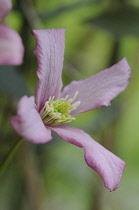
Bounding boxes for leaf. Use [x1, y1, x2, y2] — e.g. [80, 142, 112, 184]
[40, 0, 103, 20]
[0, 66, 29, 99]
[86, 7, 139, 38]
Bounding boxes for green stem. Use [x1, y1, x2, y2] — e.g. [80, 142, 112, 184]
[0, 138, 24, 176]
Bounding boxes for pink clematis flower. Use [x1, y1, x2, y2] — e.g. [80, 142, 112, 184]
[0, 0, 24, 65]
[11, 28, 131, 191]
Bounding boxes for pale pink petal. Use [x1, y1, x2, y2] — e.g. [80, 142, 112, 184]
[0, 25, 24, 65]
[11, 96, 52, 144]
[61, 58, 131, 116]
[0, 0, 12, 21]
[51, 125, 126, 191]
[32, 28, 65, 112]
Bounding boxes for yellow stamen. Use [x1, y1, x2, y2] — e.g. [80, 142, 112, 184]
[40, 91, 80, 126]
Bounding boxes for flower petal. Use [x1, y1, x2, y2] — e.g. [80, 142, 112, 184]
[11, 96, 52, 144]
[0, 25, 24, 65]
[61, 58, 131, 116]
[0, 0, 12, 21]
[51, 125, 126, 191]
[32, 28, 65, 112]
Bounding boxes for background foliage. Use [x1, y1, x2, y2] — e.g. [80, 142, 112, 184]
[0, 0, 139, 209]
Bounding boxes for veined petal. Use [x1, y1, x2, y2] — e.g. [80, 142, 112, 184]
[51, 125, 126, 191]
[61, 58, 131, 116]
[32, 28, 65, 112]
[0, 0, 12, 21]
[0, 25, 24, 65]
[11, 96, 52, 144]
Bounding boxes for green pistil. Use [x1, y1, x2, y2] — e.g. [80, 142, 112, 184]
[40, 92, 80, 126]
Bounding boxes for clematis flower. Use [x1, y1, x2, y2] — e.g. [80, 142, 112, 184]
[0, 0, 24, 65]
[11, 28, 131, 191]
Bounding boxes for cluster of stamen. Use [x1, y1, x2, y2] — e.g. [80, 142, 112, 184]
[39, 91, 80, 126]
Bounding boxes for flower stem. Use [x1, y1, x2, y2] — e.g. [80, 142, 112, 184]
[0, 138, 24, 176]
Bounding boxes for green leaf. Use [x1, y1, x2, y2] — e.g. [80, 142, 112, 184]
[0, 66, 29, 99]
[40, 0, 103, 20]
[86, 7, 139, 38]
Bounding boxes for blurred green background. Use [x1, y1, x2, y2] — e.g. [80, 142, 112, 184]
[0, 0, 139, 209]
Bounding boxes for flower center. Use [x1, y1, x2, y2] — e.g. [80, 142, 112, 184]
[40, 91, 80, 126]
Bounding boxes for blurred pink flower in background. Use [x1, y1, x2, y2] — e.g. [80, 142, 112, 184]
[0, 0, 24, 65]
[11, 28, 131, 191]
